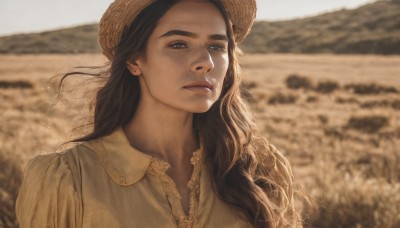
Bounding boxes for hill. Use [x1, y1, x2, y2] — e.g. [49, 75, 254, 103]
[242, 0, 400, 54]
[0, 1, 399, 55]
[0, 24, 100, 54]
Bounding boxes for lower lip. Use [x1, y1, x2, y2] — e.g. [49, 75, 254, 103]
[184, 86, 212, 94]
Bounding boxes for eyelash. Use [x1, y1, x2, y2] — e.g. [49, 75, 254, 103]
[167, 42, 227, 52]
[168, 42, 187, 49]
[209, 44, 227, 52]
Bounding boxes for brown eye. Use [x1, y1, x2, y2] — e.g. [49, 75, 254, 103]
[209, 44, 227, 52]
[168, 42, 187, 49]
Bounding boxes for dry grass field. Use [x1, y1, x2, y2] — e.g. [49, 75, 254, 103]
[1, 54, 399, 227]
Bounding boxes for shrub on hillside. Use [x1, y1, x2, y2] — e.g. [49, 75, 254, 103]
[285, 74, 312, 90]
[268, 92, 298, 104]
[324, 127, 345, 140]
[336, 97, 360, 105]
[361, 100, 391, 109]
[345, 83, 398, 95]
[360, 99, 400, 111]
[360, 100, 400, 110]
[0, 80, 33, 89]
[391, 100, 400, 110]
[344, 115, 389, 134]
[306, 96, 319, 103]
[317, 115, 329, 125]
[314, 81, 340, 94]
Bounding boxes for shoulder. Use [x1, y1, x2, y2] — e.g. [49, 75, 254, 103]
[15, 143, 94, 226]
[23, 151, 71, 186]
[17, 142, 98, 202]
[24, 142, 95, 178]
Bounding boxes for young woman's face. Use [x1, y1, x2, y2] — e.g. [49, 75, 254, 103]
[133, 1, 229, 113]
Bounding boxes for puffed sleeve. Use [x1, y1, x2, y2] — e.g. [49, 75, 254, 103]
[16, 153, 82, 228]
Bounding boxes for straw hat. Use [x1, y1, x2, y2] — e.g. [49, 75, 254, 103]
[99, 0, 257, 60]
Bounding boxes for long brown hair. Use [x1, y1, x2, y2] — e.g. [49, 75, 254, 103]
[60, 0, 302, 227]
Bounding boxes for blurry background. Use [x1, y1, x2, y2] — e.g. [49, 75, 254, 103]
[0, 0, 376, 36]
[1, 0, 399, 227]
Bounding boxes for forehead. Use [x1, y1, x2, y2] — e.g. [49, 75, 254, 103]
[154, 1, 227, 35]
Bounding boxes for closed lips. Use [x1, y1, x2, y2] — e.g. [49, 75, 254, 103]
[183, 81, 212, 89]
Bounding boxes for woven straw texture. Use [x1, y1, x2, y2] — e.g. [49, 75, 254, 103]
[99, 0, 257, 60]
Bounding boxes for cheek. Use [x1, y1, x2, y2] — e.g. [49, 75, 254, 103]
[141, 54, 182, 82]
[158, 49, 188, 66]
[214, 56, 229, 83]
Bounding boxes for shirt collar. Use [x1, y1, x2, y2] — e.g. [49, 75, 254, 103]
[89, 127, 152, 186]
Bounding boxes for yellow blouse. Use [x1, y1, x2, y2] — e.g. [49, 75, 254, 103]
[16, 128, 251, 228]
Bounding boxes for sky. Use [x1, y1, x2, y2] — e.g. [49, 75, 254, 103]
[0, 0, 375, 36]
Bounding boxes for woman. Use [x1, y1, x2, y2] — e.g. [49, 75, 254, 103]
[16, 0, 302, 227]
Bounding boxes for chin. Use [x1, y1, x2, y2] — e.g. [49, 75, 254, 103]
[190, 106, 212, 114]
[187, 102, 215, 113]
[193, 109, 211, 114]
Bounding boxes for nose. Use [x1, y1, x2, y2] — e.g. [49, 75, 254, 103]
[190, 49, 214, 75]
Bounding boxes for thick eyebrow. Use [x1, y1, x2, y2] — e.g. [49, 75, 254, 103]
[159, 30, 228, 41]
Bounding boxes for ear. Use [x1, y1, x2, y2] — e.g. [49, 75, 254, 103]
[126, 61, 142, 76]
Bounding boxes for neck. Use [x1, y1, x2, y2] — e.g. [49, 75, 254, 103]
[123, 98, 198, 166]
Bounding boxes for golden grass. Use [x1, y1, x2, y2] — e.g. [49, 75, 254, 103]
[1, 54, 399, 227]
